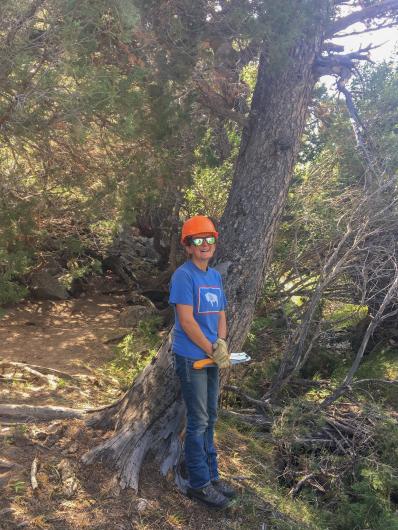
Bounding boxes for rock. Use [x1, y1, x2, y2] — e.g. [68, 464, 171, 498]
[29, 271, 69, 300]
[118, 305, 155, 327]
[104, 225, 162, 284]
[140, 289, 168, 304]
[125, 293, 157, 311]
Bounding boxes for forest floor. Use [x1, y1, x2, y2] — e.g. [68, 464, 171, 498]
[0, 277, 289, 530]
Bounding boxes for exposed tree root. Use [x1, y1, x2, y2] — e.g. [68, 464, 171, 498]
[83, 398, 185, 491]
[82, 335, 190, 492]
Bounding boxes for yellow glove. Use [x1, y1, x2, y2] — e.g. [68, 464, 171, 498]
[211, 338, 231, 369]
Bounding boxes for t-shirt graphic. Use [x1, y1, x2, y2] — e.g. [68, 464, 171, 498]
[198, 287, 221, 313]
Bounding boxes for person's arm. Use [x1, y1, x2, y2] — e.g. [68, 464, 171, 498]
[218, 310, 227, 340]
[176, 304, 213, 356]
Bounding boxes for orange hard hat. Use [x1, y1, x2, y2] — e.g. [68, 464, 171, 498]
[181, 215, 219, 244]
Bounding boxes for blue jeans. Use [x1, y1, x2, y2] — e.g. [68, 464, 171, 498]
[174, 354, 220, 489]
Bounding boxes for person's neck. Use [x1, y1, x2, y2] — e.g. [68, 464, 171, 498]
[191, 256, 208, 271]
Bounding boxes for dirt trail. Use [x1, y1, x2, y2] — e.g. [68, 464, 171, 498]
[0, 294, 124, 374]
[0, 284, 266, 529]
[0, 277, 133, 411]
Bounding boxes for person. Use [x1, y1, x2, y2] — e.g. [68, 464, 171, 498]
[169, 215, 236, 508]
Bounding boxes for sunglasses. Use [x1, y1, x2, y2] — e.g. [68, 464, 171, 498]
[190, 236, 217, 246]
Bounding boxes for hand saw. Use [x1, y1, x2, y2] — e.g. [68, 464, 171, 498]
[193, 352, 251, 369]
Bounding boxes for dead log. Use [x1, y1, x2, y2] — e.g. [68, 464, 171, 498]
[0, 404, 86, 421]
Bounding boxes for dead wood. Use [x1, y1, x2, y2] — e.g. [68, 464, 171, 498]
[103, 331, 130, 344]
[327, 0, 398, 38]
[57, 458, 79, 498]
[0, 362, 51, 383]
[289, 473, 314, 496]
[0, 375, 28, 382]
[322, 266, 398, 407]
[353, 378, 398, 386]
[0, 361, 78, 381]
[220, 409, 272, 428]
[0, 404, 87, 421]
[224, 384, 271, 410]
[30, 457, 39, 490]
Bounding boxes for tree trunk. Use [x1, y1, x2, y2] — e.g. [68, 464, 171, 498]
[83, 5, 328, 492]
[215, 27, 325, 351]
[83, 333, 187, 491]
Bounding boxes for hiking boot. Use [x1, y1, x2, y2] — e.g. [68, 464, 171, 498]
[187, 483, 230, 508]
[212, 479, 237, 498]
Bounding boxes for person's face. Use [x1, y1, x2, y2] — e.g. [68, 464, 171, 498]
[186, 232, 217, 263]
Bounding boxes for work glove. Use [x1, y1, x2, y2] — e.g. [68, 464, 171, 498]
[211, 338, 231, 369]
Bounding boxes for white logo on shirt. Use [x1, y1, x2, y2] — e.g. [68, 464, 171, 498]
[205, 292, 218, 306]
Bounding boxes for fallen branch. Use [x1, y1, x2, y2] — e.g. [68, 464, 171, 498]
[0, 361, 78, 381]
[30, 457, 39, 491]
[0, 404, 87, 421]
[353, 378, 398, 386]
[0, 375, 28, 382]
[220, 409, 272, 428]
[290, 378, 330, 387]
[289, 473, 314, 496]
[224, 384, 271, 410]
[0, 363, 51, 383]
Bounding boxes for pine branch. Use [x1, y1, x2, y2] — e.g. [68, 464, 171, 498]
[327, 0, 398, 38]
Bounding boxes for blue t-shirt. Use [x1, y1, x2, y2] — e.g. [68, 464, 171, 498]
[169, 260, 227, 360]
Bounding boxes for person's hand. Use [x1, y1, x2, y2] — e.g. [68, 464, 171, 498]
[211, 338, 231, 369]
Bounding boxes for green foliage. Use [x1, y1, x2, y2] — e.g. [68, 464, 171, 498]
[0, 250, 29, 305]
[184, 162, 233, 218]
[59, 257, 102, 290]
[323, 433, 398, 530]
[323, 302, 368, 330]
[272, 398, 326, 441]
[104, 315, 162, 390]
[11, 480, 26, 496]
[0, 200, 33, 304]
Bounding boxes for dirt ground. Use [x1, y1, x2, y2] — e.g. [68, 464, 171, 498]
[0, 282, 271, 530]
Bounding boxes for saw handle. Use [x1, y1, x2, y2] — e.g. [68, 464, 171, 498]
[193, 358, 216, 369]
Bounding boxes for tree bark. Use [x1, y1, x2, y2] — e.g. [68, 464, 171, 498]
[83, 3, 329, 492]
[214, 23, 326, 351]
